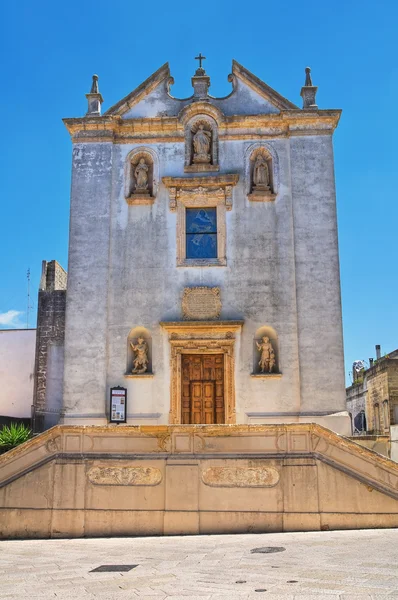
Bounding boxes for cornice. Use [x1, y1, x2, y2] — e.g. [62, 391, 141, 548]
[63, 109, 341, 143]
[160, 320, 244, 334]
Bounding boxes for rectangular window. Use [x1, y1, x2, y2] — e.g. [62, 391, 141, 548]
[185, 208, 217, 259]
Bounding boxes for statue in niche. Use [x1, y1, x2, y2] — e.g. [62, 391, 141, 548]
[192, 124, 211, 164]
[130, 337, 149, 374]
[253, 154, 270, 191]
[134, 158, 149, 193]
[256, 336, 276, 373]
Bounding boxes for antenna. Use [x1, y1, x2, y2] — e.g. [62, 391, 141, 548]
[26, 268, 31, 329]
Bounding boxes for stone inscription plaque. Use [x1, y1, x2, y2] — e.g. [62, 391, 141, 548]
[201, 466, 280, 488]
[182, 287, 221, 320]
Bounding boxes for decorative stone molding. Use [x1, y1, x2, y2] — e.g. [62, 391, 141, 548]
[64, 109, 341, 145]
[163, 175, 238, 267]
[182, 287, 221, 321]
[160, 321, 243, 425]
[46, 436, 62, 453]
[178, 101, 225, 128]
[124, 147, 159, 205]
[202, 466, 280, 487]
[250, 373, 282, 379]
[124, 373, 154, 379]
[87, 466, 162, 486]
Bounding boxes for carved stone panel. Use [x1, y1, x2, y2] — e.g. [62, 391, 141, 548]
[182, 287, 221, 320]
[87, 466, 162, 486]
[46, 436, 62, 453]
[202, 466, 280, 488]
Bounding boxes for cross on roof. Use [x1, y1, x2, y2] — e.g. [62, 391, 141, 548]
[195, 53, 206, 69]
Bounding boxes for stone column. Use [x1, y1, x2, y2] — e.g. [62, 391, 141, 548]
[61, 142, 113, 425]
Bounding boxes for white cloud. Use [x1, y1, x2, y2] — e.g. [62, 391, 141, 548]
[0, 310, 25, 328]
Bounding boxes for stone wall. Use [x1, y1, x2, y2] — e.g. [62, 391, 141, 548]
[386, 361, 398, 425]
[1, 424, 398, 538]
[62, 65, 348, 432]
[33, 261, 67, 432]
[62, 135, 348, 431]
[366, 359, 398, 434]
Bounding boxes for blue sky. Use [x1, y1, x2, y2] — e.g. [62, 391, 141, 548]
[0, 0, 397, 383]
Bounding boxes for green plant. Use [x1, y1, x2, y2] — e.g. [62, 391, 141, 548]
[0, 423, 31, 455]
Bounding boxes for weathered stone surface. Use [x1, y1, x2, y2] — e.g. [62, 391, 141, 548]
[182, 287, 221, 320]
[87, 466, 162, 486]
[1, 424, 398, 538]
[61, 61, 348, 433]
[33, 260, 66, 432]
[202, 466, 279, 487]
[1, 529, 398, 597]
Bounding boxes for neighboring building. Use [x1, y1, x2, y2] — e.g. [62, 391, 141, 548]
[346, 346, 398, 435]
[0, 261, 66, 432]
[61, 59, 350, 435]
[32, 260, 67, 432]
[346, 379, 367, 434]
[367, 350, 398, 434]
[0, 328, 36, 425]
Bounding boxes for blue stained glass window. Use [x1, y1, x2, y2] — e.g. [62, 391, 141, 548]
[186, 208, 217, 259]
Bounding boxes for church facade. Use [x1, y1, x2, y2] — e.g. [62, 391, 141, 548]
[62, 59, 350, 435]
[6, 61, 398, 540]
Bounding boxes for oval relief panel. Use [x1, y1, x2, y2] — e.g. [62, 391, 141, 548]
[87, 466, 162, 486]
[202, 466, 279, 488]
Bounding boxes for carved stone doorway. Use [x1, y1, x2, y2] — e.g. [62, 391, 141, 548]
[160, 320, 243, 425]
[182, 354, 224, 424]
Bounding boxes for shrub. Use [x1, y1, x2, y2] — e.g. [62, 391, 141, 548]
[0, 423, 32, 455]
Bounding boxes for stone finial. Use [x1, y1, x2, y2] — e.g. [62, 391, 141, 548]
[300, 66, 318, 110]
[90, 74, 99, 94]
[192, 53, 210, 101]
[86, 74, 104, 116]
[305, 67, 313, 86]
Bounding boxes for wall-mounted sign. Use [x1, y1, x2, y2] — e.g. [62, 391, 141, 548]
[110, 386, 127, 423]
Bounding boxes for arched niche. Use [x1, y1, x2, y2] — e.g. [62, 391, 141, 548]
[245, 142, 279, 202]
[127, 327, 152, 375]
[253, 325, 279, 375]
[184, 114, 219, 173]
[124, 147, 159, 204]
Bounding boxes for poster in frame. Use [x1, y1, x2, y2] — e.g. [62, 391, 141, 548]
[109, 386, 127, 423]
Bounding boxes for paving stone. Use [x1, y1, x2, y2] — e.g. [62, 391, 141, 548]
[1, 530, 398, 599]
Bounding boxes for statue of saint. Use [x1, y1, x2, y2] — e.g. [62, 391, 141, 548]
[130, 337, 149, 374]
[192, 124, 211, 163]
[253, 155, 270, 189]
[256, 336, 276, 373]
[134, 158, 149, 192]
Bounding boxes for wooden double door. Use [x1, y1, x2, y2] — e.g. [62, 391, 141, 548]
[181, 354, 225, 424]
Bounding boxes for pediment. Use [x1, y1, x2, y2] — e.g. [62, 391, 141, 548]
[103, 60, 298, 120]
[104, 63, 174, 117]
[229, 61, 298, 111]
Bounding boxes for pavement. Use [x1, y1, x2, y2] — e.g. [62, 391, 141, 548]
[0, 529, 398, 599]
